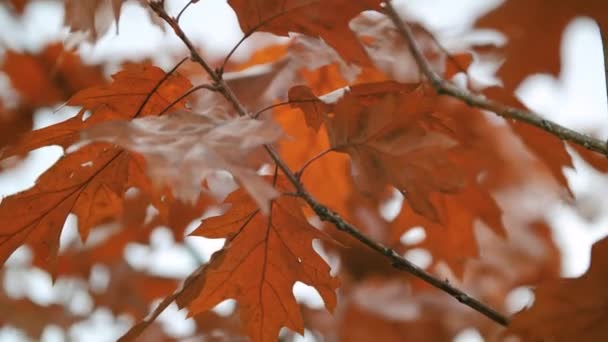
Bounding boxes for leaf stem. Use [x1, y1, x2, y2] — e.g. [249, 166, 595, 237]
[134, 56, 188, 118]
[254, 98, 323, 118]
[155, 83, 219, 116]
[296, 148, 335, 180]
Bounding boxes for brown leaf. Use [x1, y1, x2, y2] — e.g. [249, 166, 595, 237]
[64, 0, 163, 41]
[391, 185, 504, 276]
[294, 81, 464, 221]
[176, 178, 339, 342]
[227, 0, 382, 65]
[475, 0, 608, 90]
[0, 145, 128, 271]
[93, 261, 179, 320]
[484, 87, 573, 192]
[64, 0, 123, 40]
[0, 64, 192, 272]
[508, 236, 608, 342]
[0, 105, 33, 150]
[1, 43, 106, 108]
[351, 14, 474, 82]
[0, 292, 82, 338]
[81, 111, 282, 213]
[7, 0, 28, 13]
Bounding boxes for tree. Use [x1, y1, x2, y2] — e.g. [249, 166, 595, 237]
[0, 0, 607, 341]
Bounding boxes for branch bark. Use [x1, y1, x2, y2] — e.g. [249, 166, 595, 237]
[137, 1, 511, 336]
[383, 1, 608, 157]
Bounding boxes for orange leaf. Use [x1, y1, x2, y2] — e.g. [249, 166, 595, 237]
[0, 105, 33, 151]
[0, 64, 192, 272]
[484, 87, 573, 192]
[2, 43, 106, 108]
[392, 185, 504, 276]
[8, 0, 28, 13]
[177, 178, 339, 342]
[64, 0, 124, 40]
[227, 0, 381, 65]
[508, 236, 608, 341]
[475, 0, 608, 90]
[0, 144, 127, 271]
[295, 81, 464, 221]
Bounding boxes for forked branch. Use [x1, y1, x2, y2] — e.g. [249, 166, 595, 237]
[383, 1, 608, 157]
[132, 2, 511, 339]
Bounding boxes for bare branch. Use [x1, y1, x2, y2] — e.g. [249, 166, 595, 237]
[383, 1, 608, 157]
[137, 2, 511, 335]
[156, 83, 219, 116]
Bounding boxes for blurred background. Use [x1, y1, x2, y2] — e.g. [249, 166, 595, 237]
[0, 0, 607, 341]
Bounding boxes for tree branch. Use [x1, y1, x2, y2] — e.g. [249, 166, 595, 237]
[143, 0, 510, 331]
[383, 1, 608, 157]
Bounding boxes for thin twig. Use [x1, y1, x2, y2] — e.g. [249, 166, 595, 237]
[134, 56, 189, 118]
[296, 148, 335, 179]
[218, 11, 290, 74]
[253, 98, 323, 118]
[117, 265, 205, 342]
[144, 0, 510, 329]
[383, 1, 608, 157]
[155, 83, 219, 116]
[176, 0, 197, 23]
[219, 32, 254, 75]
[150, 1, 248, 117]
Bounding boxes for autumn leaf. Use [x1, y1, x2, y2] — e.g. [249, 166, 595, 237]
[569, 142, 608, 173]
[351, 13, 474, 82]
[0, 64, 192, 272]
[2, 0, 605, 340]
[475, 0, 608, 90]
[0, 104, 33, 150]
[93, 261, 179, 320]
[0, 290, 83, 339]
[227, 0, 381, 65]
[0, 145, 128, 272]
[7, 0, 28, 13]
[391, 185, 504, 276]
[292, 81, 464, 221]
[81, 111, 283, 213]
[483, 87, 574, 192]
[176, 178, 339, 342]
[1, 43, 106, 108]
[508, 236, 608, 342]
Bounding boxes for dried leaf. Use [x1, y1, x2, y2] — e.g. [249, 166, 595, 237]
[476, 0, 608, 89]
[176, 178, 339, 342]
[508, 236, 608, 342]
[0, 64, 192, 272]
[293, 81, 464, 221]
[81, 111, 283, 213]
[1, 43, 106, 108]
[227, 0, 382, 65]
